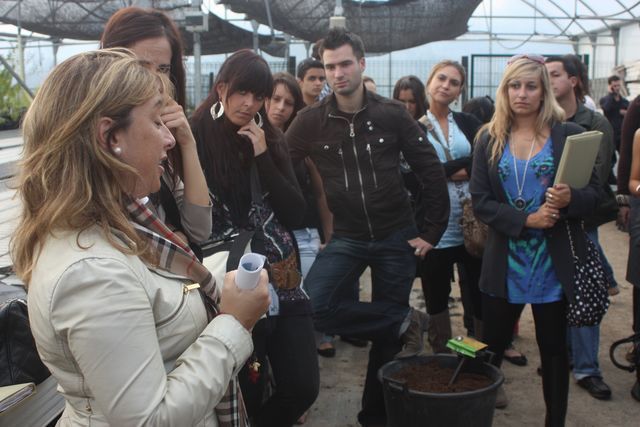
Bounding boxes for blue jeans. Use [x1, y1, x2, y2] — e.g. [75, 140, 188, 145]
[304, 224, 418, 425]
[567, 229, 609, 380]
[293, 228, 321, 280]
[587, 228, 618, 288]
[568, 324, 601, 379]
[305, 225, 417, 342]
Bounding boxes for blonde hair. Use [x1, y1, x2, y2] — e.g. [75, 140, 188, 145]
[11, 48, 167, 286]
[481, 57, 565, 165]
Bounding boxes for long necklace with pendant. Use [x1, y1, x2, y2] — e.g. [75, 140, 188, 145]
[511, 134, 537, 211]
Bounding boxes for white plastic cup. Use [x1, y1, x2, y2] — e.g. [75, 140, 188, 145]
[235, 253, 266, 290]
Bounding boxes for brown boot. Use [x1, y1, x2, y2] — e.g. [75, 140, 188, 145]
[427, 309, 452, 354]
[396, 309, 429, 358]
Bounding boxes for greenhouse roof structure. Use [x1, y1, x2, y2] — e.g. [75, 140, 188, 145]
[0, 1, 638, 55]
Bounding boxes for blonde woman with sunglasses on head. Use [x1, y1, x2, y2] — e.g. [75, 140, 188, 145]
[469, 54, 601, 425]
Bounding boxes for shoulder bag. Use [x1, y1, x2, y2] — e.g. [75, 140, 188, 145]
[565, 221, 610, 327]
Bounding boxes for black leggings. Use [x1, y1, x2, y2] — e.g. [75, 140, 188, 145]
[239, 314, 319, 427]
[482, 294, 568, 426]
[420, 244, 482, 318]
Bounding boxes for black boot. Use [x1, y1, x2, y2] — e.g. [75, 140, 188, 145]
[541, 355, 569, 427]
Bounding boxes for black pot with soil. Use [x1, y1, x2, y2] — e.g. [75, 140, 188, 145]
[378, 354, 504, 427]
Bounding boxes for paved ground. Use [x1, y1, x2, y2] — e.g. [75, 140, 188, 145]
[304, 221, 640, 426]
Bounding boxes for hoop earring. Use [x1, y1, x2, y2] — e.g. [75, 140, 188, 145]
[254, 111, 263, 128]
[210, 101, 224, 120]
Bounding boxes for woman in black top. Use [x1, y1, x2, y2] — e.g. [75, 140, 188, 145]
[191, 50, 318, 427]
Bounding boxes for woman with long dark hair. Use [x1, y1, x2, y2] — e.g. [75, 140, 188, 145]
[191, 50, 318, 427]
[101, 7, 211, 254]
[470, 55, 600, 423]
[266, 72, 305, 132]
[393, 75, 428, 121]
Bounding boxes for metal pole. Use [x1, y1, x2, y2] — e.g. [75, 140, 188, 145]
[0, 54, 34, 99]
[193, 32, 202, 106]
[17, 0, 24, 81]
[251, 20, 259, 52]
[388, 52, 392, 97]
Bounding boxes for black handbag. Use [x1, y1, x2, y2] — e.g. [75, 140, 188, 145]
[565, 223, 610, 328]
[0, 298, 50, 386]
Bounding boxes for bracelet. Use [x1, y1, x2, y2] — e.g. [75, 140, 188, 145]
[617, 194, 630, 206]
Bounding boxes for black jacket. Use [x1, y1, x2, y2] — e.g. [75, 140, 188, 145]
[599, 92, 629, 148]
[470, 122, 601, 302]
[286, 89, 449, 244]
[570, 103, 617, 229]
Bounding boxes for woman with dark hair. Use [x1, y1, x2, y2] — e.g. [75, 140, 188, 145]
[191, 50, 318, 427]
[102, 7, 186, 107]
[266, 72, 305, 132]
[462, 96, 495, 124]
[393, 75, 427, 121]
[101, 7, 211, 255]
[266, 72, 353, 361]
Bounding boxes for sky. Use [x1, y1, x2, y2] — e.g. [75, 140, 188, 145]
[0, 0, 635, 91]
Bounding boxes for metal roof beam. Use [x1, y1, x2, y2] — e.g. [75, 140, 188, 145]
[517, 0, 566, 34]
[547, 0, 592, 34]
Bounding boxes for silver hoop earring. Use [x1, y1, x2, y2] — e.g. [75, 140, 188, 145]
[113, 146, 122, 156]
[254, 111, 263, 128]
[210, 101, 224, 120]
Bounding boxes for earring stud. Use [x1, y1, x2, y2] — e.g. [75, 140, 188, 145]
[113, 147, 122, 155]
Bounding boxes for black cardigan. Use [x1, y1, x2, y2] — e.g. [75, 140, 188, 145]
[469, 122, 601, 303]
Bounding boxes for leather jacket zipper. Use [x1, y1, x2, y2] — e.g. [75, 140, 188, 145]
[365, 144, 378, 189]
[337, 148, 349, 191]
[328, 108, 374, 240]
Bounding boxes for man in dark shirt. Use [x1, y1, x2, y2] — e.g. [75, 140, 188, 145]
[599, 75, 629, 151]
[286, 28, 449, 427]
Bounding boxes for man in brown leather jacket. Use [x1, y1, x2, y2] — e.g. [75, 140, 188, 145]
[286, 28, 448, 427]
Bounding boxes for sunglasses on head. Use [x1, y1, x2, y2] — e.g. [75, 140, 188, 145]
[507, 54, 546, 66]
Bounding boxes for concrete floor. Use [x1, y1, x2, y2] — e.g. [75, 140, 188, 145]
[303, 221, 640, 427]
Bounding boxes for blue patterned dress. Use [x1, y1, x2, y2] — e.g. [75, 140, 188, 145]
[498, 138, 564, 304]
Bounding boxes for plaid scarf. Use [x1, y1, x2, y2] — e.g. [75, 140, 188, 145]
[125, 197, 248, 427]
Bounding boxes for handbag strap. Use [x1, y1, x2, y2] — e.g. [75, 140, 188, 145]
[225, 230, 255, 272]
[565, 220, 586, 262]
[420, 114, 453, 161]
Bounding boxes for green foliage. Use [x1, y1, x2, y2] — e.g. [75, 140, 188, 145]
[0, 58, 30, 129]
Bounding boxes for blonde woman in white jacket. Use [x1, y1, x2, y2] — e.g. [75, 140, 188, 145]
[11, 49, 269, 426]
